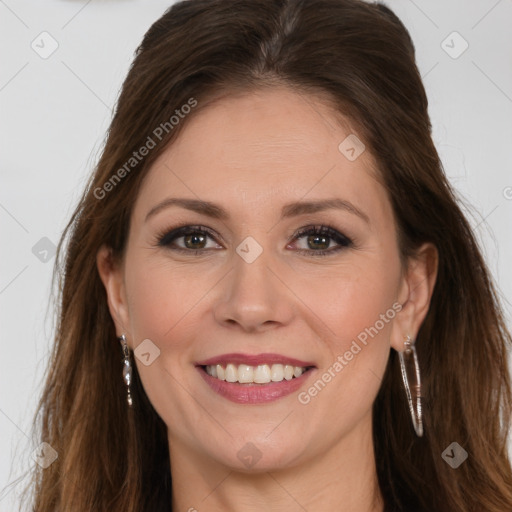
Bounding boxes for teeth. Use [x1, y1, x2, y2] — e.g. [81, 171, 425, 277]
[204, 363, 308, 384]
[225, 363, 237, 383]
[254, 364, 271, 383]
[238, 364, 254, 383]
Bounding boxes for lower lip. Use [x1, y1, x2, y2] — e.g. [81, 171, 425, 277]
[196, 366, 316, 404]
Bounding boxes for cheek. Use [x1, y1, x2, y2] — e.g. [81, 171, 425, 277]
[295, 268, 397, 422]
[124, 252, 206, 344]
[123, 255, 209, 428]
[292, 253, 400, 408]
[332, 269, 397, 347]
[289, 253, 400, 349]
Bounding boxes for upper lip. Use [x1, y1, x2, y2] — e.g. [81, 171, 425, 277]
[196, 352, 316, 368]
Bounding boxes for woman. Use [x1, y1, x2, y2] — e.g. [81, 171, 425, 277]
[25, 0, 512, 510]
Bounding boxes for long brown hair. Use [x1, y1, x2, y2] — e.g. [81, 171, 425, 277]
[23, 0, 512, 510]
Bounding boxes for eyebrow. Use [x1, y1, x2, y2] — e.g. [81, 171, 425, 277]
[145, 197, 370, 225]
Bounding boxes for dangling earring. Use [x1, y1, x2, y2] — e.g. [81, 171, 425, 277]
[398, 334, 423, 437]
[118, 334, 133, 407]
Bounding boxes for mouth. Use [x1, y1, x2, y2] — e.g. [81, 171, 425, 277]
[194, 355, 317, 404]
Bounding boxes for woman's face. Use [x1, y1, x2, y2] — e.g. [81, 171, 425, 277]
[103, 86, 415, 472]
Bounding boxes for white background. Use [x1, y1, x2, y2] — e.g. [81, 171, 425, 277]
[1, 1, 511, 510]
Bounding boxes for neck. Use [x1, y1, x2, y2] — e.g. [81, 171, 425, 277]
[167, 412, 384, 512]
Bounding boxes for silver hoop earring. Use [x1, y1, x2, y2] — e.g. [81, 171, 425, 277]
[118, 334, 133, 407]
[398, 335, 423, 437]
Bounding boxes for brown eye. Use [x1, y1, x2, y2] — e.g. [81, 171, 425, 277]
[157, 225, 221, 253]
[292, 225, 353, 256]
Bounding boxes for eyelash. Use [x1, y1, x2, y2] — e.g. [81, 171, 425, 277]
[155, 224, 354, 257]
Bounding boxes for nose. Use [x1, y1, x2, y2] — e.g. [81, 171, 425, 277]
[213, 243, 295, 333]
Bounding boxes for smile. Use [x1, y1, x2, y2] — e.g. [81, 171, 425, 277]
[196, 364, 316, 404]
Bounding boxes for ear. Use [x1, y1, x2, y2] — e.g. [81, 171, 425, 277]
[390, 242, 438, 351]
[96, 244, 131, 344]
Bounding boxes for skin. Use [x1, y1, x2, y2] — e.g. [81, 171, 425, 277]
[97, 86, 438, 512]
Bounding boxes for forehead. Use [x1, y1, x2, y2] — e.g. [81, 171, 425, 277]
[133, 86, 390, 225]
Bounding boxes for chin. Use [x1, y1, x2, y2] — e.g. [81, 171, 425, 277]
[207, 434, 307, 473]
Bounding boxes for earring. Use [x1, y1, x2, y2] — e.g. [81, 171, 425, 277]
[118, 334, 133, 407]
[398, 334, 423, 437]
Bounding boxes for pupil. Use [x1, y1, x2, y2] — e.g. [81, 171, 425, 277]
[185, 233, 205, 249]
[309, 235, 328, 250]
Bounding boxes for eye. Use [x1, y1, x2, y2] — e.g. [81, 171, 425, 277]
[289, 224, 353, 256]
[156, 225, 221, 254]
[155, 223, 353, 257]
